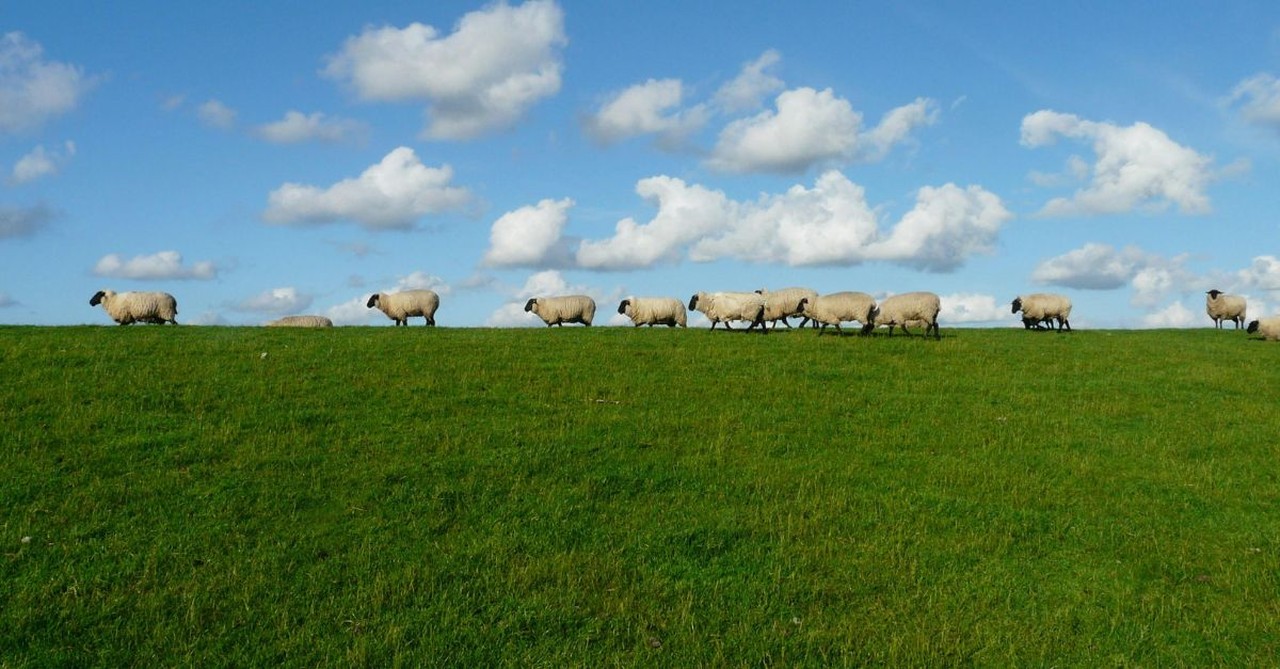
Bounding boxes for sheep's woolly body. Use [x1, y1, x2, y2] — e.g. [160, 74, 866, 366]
[799, 292, 876, 335]
[89, 290, 178, 325]
[1246, 316, 1280, 341]
[618, 296, 686, 327]
[367, 290, 439, 326]
[757, 287, 818, 328]
[267, 315, 333, 328]
[1012, 293, 1072, 332]
[1205, 290, 1246, 329]
[688, 291, 767, 331]
[525, 295, 596, 326]
[870, 291, 941, 338]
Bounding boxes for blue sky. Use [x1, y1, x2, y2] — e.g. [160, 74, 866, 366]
[3, 1, 1279, 327]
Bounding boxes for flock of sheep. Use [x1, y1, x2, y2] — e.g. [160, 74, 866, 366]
[87, 287, 1277, 339]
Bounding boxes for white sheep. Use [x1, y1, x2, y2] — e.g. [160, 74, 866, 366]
[1205, 290, 1246, 329]
[524, 295, 596, 326]
[688, 291, 767, 332]
[1011, 293, 1073, 332]
[266, 315, 333, 328]
[1246, 317, 1280, 341]
[868, 291, 941, 338]
[366, 290, 439, 326]
[89, 290, 178, 325]
[617, 296, 687, 327]
[797, 292, 877, 335]
[756, 287, 818, 329]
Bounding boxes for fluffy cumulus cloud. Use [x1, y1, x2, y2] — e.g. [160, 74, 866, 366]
[708, 89, 937, 174]
[1030, 242, 1196, 306]
[323, 0, 566, 140]
[584, 79, 707, 146]
[92, 250, 218, 281]
[254, 111, 367, 144]
[263, 146, 470, 230]
[1227, 73, 1280, 132]
[0, 32, 97, 134]
[234, 287, 313, 314]
[576, 171, 1009, 272]
[0, 203, 55, 239]
[1141, 301, 1199, 328]
[1233, 255, 1280, 290]
[197, 99, 237, 129]
[938, 293, 1007, 324]
[9, 141, 75, 185]
[713, 49, 785, 113]
[1020, 110, 1214, 216]
[483, 197, 575, 267]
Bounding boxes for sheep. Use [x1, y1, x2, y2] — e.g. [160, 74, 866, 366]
[688, 291, 767, 333]
[1011, 293, 1073, 332]
[756, 287, 819, 329]
[868, 291, 941, 339]
[89, 290, 178, 325]
[367, 290, 439, 326]
[1246, 317, 1280, 341]
[617, 296, 686, 327]
[266, 315, 333, 328]
[1205, 290, 1246, 329]
[524, 295, 596, 327]
[797, 292, 877, 336]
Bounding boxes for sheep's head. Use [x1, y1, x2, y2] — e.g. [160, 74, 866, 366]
[1011, 297, 1022, 314]
[89, 290, 108, 306]
[796, 297, 809, 312]
[617, 299, 630, 315]
[365, 294, 381, 309]
[687, 294, 700, 310]
[1206, 289, 1224, 300]
[1247, 320, 1261, 334]
[524, 298, 538, 313]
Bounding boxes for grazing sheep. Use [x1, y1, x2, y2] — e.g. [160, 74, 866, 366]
[797, 292, 877, 335]
[525, 295, 596, 326]
[89, 290, 178, 325]
[1012, 293, 1073, 332]
[1205, 290, 1246, 329]
[266, 315, 333, 328]
[756, 287, 818, 329]
[688, 291, 767, 332]
[618, 296, 687, 327]
[869, 291, 941, 339]
[367, 290, 439, 326]
[1247, 317, 1280, 341]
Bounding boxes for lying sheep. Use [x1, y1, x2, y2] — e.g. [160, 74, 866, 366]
[797, 292, 877, 335]
[1012, 293, 1072, 332]
[266, 315, 333, 328]
[1247, 317, 1280, 341]
[367, 290, 439, 326]
[525, 295, 596, 326]
[688, 291, 767, 332]
[89, 290, 178, 325]
[869, 291, 941, 339]
[1206, 290, 1246, 329]
[618, 296, 686, 327]
[756, 287, 818, 329]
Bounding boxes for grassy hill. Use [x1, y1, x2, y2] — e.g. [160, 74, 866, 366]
[2, 325, 1277, 665]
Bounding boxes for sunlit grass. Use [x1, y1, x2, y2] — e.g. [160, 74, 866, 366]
[2, 325, 1278, 665]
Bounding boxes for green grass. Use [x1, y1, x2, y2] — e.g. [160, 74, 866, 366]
[2, 325, 1278, 666]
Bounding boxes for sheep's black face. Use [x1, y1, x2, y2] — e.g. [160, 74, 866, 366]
[687, 295, 699, 310]
[524, 298, 537, 312]
[797, 298, 809, 311]
[1247, 320, 1260, 334]
[365, 295, 380, 308]
[1011, 298, 1022, 313]
[1207, 289, 1223, 299]
[89, 291, 105, 306]
[617, 300, 630, 315]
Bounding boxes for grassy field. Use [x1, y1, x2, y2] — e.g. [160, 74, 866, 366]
[2, 324, 1278, 666]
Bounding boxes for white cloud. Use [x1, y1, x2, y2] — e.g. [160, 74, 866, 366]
[255, 111, 367, 144]
[1031, 243, 1157, 290]
[234, 287, 313, 314]
[197, 99, 237, 129]
[708, 89, 937, 174]
[713, 49, 784, 113]
[939, 293, 1007, 324]
[93, 250, 218, 281]
[0, 32, 97, 134]
[1234, 255, 1280, 291]
[576, 171, 1010, 272]
[392, 270, 451, 295]
[1020, 110, 1214, 215]
[263, 146, 470, 230]
[325, 296, 379, 326]
[1141, 300, 1198, 328]
[1227, 73, 1280, 131]
[0, 203, 55, 239]
[483, 197, 575, 267]
[9, 141, 74, 185]
[322, 0, 566, 140]
[584, 79, 707, 146]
